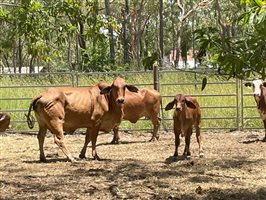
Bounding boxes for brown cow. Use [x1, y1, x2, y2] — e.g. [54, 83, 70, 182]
[97, 81, 161, 143]
[26, 77, 138, 162]
[165, 94, 203, 158]
[245, 79, 266, 142]
[112, 88, 161, 143]
[0, 113, 11, 132]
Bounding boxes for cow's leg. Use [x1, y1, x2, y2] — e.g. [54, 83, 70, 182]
[90, 127, 100, 160]
[50, 120, 75, 162]
[183, 128, 192, 157]
[111, 125, 120, 144]
[37, 125, 47, 162]
[173, 120, 181, 157]
[79, 129, 91, 159]
[149, 115, 161, 142]
[195, 124, 204, 157]
[263, 120, 266, 142]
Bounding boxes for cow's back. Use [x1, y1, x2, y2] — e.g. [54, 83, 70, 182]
[33, 86, 109, 131]
[123, 88, 161, 122]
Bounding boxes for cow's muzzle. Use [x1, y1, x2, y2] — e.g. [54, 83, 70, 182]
[116, 99, 125, 104]
[175, 107, 182, 112]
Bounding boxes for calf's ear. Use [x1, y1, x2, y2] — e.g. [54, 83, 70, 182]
[126, 85, 138, 93]
[244, 82, 252, 87]
[185, 97, 196, 109]
[100, 86, 112, 94]
[165, 100, 175, 111]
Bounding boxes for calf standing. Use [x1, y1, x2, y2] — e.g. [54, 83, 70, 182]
[245, 79, 266, 142]
[165, 94, 203, 158]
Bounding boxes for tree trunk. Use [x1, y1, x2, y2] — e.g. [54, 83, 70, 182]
[18, 37, 22, 73]
[12, 40, 17, 73]
[159, 0, 164, 68]
[123, 0, 130, 65]
[105, 0, 115, 65]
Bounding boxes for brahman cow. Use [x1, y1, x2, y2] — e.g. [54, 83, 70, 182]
[25, 77, 138, 162]
[165, 94, 203, 158]
[97, 82, 161, 143]
[245, 79, 266, 142]
[0, 113, 11, 132]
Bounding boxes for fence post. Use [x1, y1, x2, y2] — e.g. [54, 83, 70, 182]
[153, 65, 160, 91]
[236, 79, 240, 130]
[240, 79, 244, 131]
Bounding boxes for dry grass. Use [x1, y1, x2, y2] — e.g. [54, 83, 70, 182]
[1, 131, 266, 200]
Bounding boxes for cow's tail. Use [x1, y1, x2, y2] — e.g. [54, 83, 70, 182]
[25, 96, 41, 129]
[160, 97, 168, 132]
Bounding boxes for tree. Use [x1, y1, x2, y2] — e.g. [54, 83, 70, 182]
[195, 0, 266, 79]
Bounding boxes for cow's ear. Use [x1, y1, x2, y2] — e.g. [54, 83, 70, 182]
[185, 97, 196, 109]
[100, 86, 112, 94]
[244, 82, 252, 87]
[165, 100, 175, 111]
[126, 85, 138, 93]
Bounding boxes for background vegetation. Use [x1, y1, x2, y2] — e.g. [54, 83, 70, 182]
[0, 0, 264, 78]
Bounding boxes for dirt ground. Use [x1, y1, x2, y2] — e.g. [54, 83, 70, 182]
[0, 130, 266, 200]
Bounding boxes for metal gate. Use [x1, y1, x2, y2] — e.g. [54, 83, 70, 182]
[0, 70, 262, 133]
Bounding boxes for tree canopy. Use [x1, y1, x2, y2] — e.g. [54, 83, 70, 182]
[0, 0, 265, 78]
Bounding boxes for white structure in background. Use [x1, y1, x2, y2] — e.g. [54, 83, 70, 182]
[0, 66, 44, 74]
[168, 49, 198, 69]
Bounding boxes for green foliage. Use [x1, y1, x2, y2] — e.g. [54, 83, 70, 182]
[195, 0, 266, 79]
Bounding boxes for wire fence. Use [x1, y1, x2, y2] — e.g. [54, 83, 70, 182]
[0, 70, 262, 134]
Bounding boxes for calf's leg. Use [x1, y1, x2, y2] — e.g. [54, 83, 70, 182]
[173, 121, 181, 157]
[195, 124, 204, 157]
[183, 128, 192, 157]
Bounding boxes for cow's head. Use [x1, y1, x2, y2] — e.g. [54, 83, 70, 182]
[245, 79, 266, 97]
[100, 77, 138, 105]
[165, 94, 196, 112]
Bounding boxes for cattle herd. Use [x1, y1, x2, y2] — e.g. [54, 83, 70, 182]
[0, 77, 265, 162]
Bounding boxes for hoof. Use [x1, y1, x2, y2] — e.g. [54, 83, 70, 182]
[149, 137, 158, 142]
[40, 157, 47, 162]
[93, 154, 101, 161]
[110, 139, 120, 144]
[262, 137, 266, 142]
[79, 154, 86, 159]
[199, 153, 204, 158]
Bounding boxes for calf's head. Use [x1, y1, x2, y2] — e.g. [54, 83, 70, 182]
[165, 94, 196, 112]
[100, 77, 138, 105]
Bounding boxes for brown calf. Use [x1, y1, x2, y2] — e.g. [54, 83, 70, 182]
[0, 113, 11, 132]
[26, 77, 138, 162]
[165, 94, 203, 158]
